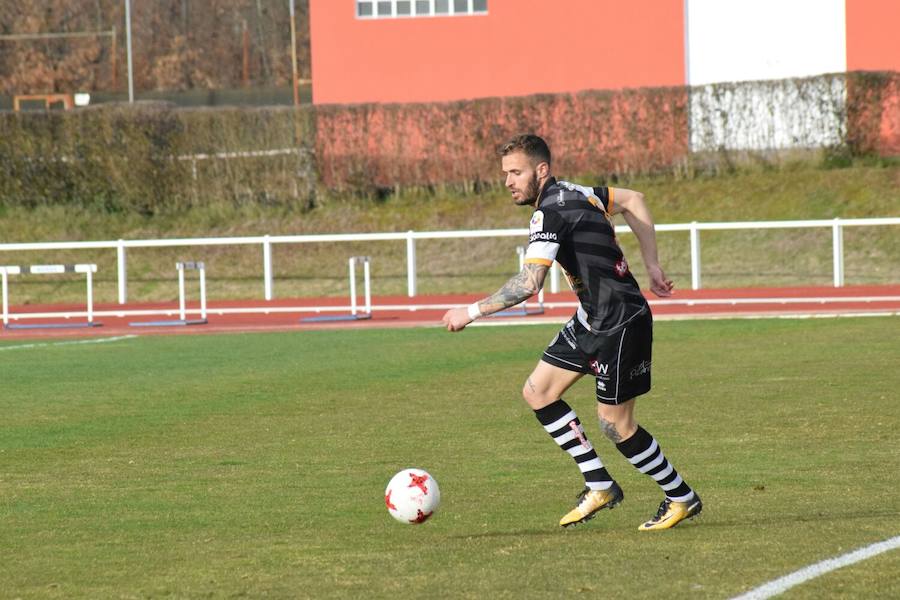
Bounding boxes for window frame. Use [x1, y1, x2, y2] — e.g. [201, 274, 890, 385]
[355, 0, 488, 19]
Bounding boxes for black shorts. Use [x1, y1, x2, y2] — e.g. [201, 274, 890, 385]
[541, 311, 653, 405]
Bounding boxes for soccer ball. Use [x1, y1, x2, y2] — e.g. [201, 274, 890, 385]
[384, 468, 440, 524]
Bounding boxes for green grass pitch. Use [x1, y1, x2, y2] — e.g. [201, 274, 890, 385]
[2, 317, 899, 598]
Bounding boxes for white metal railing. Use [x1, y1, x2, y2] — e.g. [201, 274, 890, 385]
[0, 218, 897, 304]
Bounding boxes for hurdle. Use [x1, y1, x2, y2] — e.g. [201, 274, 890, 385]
[302, 256, 372, 322]
[129, 261, 208, 327]
[1, 264, 101, 329]
[489, 247, 545, 317]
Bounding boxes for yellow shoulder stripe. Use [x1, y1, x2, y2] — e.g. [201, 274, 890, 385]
[524, 258, 553, 267]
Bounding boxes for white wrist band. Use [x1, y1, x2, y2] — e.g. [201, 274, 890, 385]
[467, 302, 482, 320]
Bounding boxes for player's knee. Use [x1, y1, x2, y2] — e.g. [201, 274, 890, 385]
[522, 380, 550, 409]
[521, 381, 537, 407]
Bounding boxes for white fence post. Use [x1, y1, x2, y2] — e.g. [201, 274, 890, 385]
[199, 264, 207, 320]
[177, 264, 186, 321]
[117, 239, 127, 304]
[832, 218, 844, 287]
[363, 257, 372, 314]
[86, 267, 95, 324]
[1, 267, 9, 326]
[349, 257, 358, 316]
[263, 235, 273, 300]
[406, 231, 416, 297]
[690, 222, 702, 290]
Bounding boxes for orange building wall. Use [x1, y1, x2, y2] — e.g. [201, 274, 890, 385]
[309, 0, 684, 105]
[846, 1, 900, 154]
[846, 0, 900, 71]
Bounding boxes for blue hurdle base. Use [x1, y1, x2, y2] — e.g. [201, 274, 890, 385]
[4, 322, 102, 330]
[129, 319, 208, 327]
[301, 313, 372, 323]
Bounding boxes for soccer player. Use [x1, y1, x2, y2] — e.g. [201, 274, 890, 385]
[442, 134, 702, 530]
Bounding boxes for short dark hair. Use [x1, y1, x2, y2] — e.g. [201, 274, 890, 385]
[499, 134, 551, 166]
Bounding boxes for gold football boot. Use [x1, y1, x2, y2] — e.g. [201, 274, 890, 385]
[638, 494, 703, 531]
[559, 482, 624, 528]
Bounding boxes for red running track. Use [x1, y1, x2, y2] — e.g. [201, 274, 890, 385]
[1, 285, 898, 340]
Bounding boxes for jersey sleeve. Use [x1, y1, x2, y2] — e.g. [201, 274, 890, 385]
[591, 187, 614, 212]
[524, 208, 565, 266]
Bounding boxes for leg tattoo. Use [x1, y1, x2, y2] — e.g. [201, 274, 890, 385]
[599, 417, 623, 443]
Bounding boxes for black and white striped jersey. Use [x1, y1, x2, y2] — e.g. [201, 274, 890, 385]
[524, 178, 649, 333]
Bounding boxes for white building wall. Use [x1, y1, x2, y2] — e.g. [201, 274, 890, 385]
[686, 0, 848, 150]
[689, 76, 847, 151]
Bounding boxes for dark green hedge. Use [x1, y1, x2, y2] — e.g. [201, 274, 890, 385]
[0, 103, 316, 213]
[1, 71, 896, 212]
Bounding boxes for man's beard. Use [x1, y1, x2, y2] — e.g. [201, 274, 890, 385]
[514, 173, 541, 206]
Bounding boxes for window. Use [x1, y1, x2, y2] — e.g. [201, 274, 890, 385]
[356, 0, 488, 19]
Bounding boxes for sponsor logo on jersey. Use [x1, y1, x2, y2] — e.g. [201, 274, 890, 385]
[596, 380, 607, 392]
[529, 210, 544, 233]
[529, 231, 558, 242]
[614, 257, 629, 277]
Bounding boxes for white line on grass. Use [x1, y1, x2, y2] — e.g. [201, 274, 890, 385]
[0, 334, 138, 352]
[731, 535, 900, 599]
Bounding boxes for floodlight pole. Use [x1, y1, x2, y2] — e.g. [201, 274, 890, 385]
[125, 0, 134, 103]
[289, 0, 300, 107]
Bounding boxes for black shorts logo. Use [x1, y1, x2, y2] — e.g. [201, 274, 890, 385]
[629, 360, 651, 380]
[589, 360, 609, 376]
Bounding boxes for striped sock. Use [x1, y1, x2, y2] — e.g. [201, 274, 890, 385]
[534, 399, 614, 491]
[616, 425, 694, 502]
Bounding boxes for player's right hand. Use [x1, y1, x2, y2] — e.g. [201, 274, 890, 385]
[442, 307, 472, 332]
[647, 264, 674, 297]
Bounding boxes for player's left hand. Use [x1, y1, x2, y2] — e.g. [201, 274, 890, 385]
[647, 264, 674, 297]
[557, 180, 597, 199]
[442, 307, 472, 332]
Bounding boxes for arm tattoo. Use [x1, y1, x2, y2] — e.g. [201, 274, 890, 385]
[479, 263, 548, 315]
[526, 377, 537, 392]
[600, 418, 623, 443]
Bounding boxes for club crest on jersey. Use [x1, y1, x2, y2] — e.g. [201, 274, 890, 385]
[614, 258, 629, 277]
[529, 210, 544, 233]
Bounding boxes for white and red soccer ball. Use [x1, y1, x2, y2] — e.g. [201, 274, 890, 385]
[384, 468, 440, 524]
